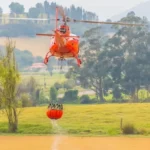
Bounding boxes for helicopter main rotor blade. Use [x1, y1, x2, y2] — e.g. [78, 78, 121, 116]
[0, 16, 144, 26]
[69, 19, 144, 26]
[36, 33, 55, 36]
[0, 17, 57, 21]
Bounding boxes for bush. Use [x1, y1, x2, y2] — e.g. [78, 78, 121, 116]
[137, 128, 147, 135]
[63, 79, 75, 90]
[50, 86, 58, 102]
[54, 82, 62, 90]
[63, 90, 78, 103]
[111, 99, 128, 103]
[80, 95, 90, 104]
[80, 95, 98, 104]
[21, 94, 32, 107]
[39, 91, 49, 104]
[141, 98, 150, 103]
[112, 85, 122, 99]
[122, 123, 136, 134]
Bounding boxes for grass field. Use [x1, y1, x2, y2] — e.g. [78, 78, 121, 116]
[0, 103, 150, 136]
[21, 72, 66, 88]
[21, 72, 67, 96]
[21, 72, 85, 96]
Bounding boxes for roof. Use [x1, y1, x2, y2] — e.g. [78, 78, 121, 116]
[25, 63, 47, 70]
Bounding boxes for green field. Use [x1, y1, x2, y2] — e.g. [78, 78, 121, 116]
[0, 103, 150, 136]
[21, 72, 86, 97]
[21, 72, 67, 96]
[21, 72, 66, 87]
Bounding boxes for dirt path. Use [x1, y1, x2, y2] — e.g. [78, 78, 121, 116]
[0, 136, 150, 150]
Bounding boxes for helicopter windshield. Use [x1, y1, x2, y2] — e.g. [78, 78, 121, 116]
[60, 28, 66, 33]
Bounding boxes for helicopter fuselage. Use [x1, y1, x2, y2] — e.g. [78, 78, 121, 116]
[49, 31, 79, 58]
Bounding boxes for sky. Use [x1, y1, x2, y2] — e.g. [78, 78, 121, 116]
[1, 0, 149, 20]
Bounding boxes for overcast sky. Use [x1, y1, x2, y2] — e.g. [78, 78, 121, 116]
[1, 0, 149, 20]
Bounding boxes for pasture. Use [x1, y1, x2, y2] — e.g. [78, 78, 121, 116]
[0, 103, 150, 135]
[20, 72, 85, 97]
[21, 72, 66, 88]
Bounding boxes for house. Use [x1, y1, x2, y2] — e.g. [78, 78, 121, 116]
[25, 63, 47, 72]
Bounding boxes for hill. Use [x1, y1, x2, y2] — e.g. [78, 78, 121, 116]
[0, 37, 50, 57]
[111, 0, 150, 21]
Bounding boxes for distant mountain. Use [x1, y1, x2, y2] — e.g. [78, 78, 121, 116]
[111, 0, 150, 21]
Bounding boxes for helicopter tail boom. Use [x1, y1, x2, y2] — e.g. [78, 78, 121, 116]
[55, 31, 66, 47]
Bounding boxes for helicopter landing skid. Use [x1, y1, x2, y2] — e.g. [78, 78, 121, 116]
[44, 52, 53, 65]
[74, 55, 82, 67]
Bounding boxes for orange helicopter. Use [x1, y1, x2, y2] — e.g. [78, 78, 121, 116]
[35, 6, 143, 67]
[36, 7, 81, 67]
[0, 6, 143, 67]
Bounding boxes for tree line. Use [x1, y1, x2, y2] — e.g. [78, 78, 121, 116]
[0, 1, 98, 21]
[0, 1, 99, 37]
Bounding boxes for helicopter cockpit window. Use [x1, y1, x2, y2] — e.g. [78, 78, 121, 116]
[60, 28, 66, 33]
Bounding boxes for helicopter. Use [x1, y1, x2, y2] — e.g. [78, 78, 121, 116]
[0, 6, 143, 67]
[36, 7, 143, 67]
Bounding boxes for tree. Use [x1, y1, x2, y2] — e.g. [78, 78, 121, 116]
[26, 76, 39, 106]
[80, 95, 90, 104]
[34, 56, 43, 63]
[50, 2, 57, 15]
[9, 2, 24, 14]
[63, 79, 75, 91]
[66, 12, 150, 103]
[0, 6, 3, 24]
[0, 39, 21, 132]
[63, 90, 78, 103]
[44, 0, 50, 22]
[49, 87, 58, 102]
[28, 3, 44, 19]
[15, 49, 33, 70]
[104, 12, 150, 102]
[36, 3, 45, 14]
[54, 82, 62, 90]
[67, 27, 109, 102]
[28, 7, 40, 18]
[0, 7, 2, 15]
[47, 57, 56, 76]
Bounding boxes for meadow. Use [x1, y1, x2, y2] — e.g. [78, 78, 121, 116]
[21, 72, 86, 97]
[0, 103, 150, 136]
[21, 72, 66, 88]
